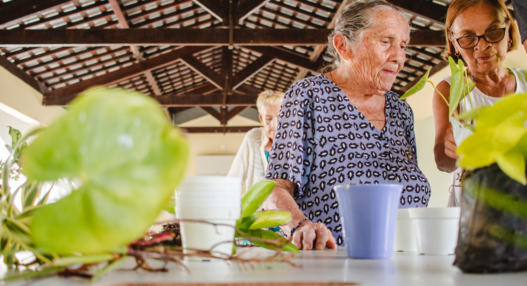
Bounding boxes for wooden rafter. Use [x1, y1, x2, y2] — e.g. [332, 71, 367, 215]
[0, 28, 446, 47]
[387, 0, 448, 26]
[194, 0, 228, 23]
[221, 47, 234, 106]
[227, 106, 250, 122]
[44, 46, 211, 98]
[236, 0, 271, 22]
[232, 55, 274, 89]
[200, 107, 222, 122]
[181, 55, 223, 90]
[0, 55, 47, 93]
[244, 46, 319, 72]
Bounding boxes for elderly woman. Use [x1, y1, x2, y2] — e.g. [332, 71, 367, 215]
[433, 0, 526, 206]
[227, 90, 284, 196]
[263, 0, 430, 250]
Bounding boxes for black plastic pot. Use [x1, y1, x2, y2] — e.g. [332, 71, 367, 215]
[454, 164, 527, 273]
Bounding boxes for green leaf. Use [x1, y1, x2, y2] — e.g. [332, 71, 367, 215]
[1, 266, 64, 282]
[236, 214, 260, 231]
[496, 147, 526, 185]
[461, 76, 476, 101]
[240, 229, 298, 253]
[52, 253, 114, 267]
[475, 92, 527, 129]
[463, 181, 527, 219]
[457, 106, 490, 121]
[21, 181, 40, 210]
[91, 256, 127, 281]
[236, 210, 291, 230]
[249, 210, 291, 230]
[398, 67, 431, 101]
[240, 180, 277, 218]
[458, 126, 527, 170]
[448, 58, 464, 117]
[162, 198, 176, 215]
[8, 127, 29, 164]
[23, 87, 189, 254]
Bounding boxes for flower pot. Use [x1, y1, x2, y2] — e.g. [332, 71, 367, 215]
[394, 209, 417, 252]
[409, 207, 460, 255]
[454, 164, 527, 273]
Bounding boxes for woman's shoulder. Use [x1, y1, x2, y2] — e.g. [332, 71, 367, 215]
[245, 127, 264, 139]
[286, 74, 335, 97]
[510, 68, 527, 84]
[388, 91, 413, 117]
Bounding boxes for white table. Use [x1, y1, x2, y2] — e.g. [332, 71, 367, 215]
[5, 248, 527, 285]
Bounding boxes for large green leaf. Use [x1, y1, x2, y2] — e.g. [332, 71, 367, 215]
[240, 180, 277, 219]
[474, 92, 527, 129]
[458, 126, 527, 170]
[398, 67, 431, 101]
[496, 147, 526, 185]
[457, 106, 490, 121]
[238, 229, 298, 253]
[22, 87, 188, 254]
[448, 58, 464, 116]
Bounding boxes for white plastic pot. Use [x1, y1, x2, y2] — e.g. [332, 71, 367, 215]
[175, 176, 242, 260]
[409, 207, 461, 255]
[394, 209, 417, 252]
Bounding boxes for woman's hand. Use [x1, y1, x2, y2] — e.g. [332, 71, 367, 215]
[291, 220, 337, 250]
[444, 125, 459, 159]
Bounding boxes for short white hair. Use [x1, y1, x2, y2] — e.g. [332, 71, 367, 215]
[256, 90, 284, 114]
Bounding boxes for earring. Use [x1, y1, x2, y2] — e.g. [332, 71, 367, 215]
[455, 50, 460, 56]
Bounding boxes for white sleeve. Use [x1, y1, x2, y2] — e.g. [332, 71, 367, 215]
[226, 131, 251, 185]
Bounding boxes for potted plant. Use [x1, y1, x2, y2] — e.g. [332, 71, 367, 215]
[400, 58, 527, 272]
[0, 87, 297, 282]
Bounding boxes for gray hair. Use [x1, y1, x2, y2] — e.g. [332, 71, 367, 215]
[320, 0, 409, 73]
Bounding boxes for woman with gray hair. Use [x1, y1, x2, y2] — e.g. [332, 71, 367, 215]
[227, 90, 284, 196]
[264, 0, 431, 250]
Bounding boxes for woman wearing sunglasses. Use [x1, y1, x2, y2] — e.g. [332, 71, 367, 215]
[432, 0, 526, 206]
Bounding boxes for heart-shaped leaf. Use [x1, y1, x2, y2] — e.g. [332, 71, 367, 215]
[240, 180, 277, 219]
[23, 87, 188, 254]
[448, 58, 464, 117]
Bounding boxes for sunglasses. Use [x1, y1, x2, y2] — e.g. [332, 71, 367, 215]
[452, 27, 507, 49]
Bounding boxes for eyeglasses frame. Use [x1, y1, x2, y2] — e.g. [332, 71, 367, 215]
[452, 26, 509, 49]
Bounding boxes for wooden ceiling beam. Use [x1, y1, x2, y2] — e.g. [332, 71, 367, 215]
[200, 107, 222, 122]
[181, 55, 223, 90]
[236, 0, 270, 22]
[244, 46, 318, 72]
[44, 46, 211, 98]
[232, 55, 274, 90]
[226, 106, 249, 122]
[0, 0, 73, 27]
[221, 47, 233, 106]
[0, 28, 445, 47]
[194, 0, 228, 23]
[387, 0, 448, 26]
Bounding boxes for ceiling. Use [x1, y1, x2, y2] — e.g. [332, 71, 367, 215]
[0, 0, 515, 132]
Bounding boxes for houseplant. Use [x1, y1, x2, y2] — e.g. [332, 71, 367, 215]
[400, 58, 527, 272]
[0, 87, 296, 282]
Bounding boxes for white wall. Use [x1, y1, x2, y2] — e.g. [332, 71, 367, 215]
[0, 66, 66, 141]
[179, 114, 261, 176]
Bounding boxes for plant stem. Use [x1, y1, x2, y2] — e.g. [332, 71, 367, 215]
[428, 80, 450, 106]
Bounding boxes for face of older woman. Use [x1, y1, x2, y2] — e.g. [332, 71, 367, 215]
[450, 2, 510, 74]
[259, 103, 281, 142]
[341, 9, 408, 93]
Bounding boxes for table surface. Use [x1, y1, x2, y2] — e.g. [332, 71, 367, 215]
[4, 248, 527, 286]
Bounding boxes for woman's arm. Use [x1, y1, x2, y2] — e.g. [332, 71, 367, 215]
[432, 81, 458, 172]
[263, 179, 337, 250]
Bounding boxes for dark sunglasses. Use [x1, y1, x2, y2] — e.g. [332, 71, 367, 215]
[453, 28, 507, 49]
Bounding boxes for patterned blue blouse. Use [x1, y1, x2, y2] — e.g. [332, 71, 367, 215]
[265, 74, 431, 246]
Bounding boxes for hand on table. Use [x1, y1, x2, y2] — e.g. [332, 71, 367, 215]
[290, 220, 337, 250]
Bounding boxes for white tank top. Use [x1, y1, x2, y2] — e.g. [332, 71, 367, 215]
[441, 68, 527, 207]
[441, 68, 527, 113]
